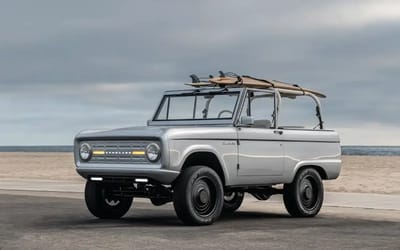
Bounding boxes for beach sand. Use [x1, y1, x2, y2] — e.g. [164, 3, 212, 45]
[0, 153, 399, 194]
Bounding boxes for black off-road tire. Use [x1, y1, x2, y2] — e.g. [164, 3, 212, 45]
[222, 191, 244, 213]
[85, 181, 133, 219]
[283, 168, 324, 217]
[173, 166, 224, 225]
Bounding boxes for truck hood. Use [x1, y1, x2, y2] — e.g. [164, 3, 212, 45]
[75, 125, 236, 141]
[75, 126, 168, 140]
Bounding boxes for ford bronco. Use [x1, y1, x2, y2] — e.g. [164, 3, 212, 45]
[74, 72, 341, 225]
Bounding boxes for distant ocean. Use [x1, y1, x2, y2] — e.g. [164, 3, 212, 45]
[0, 145, 400, 156]
[0, 146, 73, 152]
[341, 146, 400, 156]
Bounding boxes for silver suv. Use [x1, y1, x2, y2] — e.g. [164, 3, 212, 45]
[74, 73, 341, 225]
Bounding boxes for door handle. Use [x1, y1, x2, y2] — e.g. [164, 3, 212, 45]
[274, 130, 283, 135]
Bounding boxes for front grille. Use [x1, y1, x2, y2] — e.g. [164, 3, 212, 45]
[87, 140, 153, 164]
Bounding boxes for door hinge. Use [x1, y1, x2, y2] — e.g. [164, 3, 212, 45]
[237, 139, 240, 145]
[237, 163, 240, 170]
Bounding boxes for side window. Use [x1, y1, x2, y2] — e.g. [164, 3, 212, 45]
[278, 96, 319, 129]
[241, 91, 275, 128]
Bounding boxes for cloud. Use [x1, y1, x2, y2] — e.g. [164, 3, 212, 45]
[337, 123, 400, 146]
[0, 1, 399, 145]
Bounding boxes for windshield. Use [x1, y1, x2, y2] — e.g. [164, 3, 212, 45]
[154, 91, 240, 121]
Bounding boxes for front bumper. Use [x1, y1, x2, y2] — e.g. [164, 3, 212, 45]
[76, 163, 180, 184]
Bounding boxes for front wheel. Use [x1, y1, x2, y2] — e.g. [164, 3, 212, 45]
[283, 168, 324, 217]
[173, 166, 224, 225]
[85, 181, 133, 219]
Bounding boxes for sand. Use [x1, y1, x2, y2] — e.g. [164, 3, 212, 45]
[324, 155, 400, 195]
[0, 153, 399, 195]
[0, 153, 80, 181]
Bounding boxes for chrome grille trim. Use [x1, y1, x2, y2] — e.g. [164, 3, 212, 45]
[84, 141, 154, 164]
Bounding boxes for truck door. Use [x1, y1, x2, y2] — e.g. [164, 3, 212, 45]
[237, 90, 285, 176]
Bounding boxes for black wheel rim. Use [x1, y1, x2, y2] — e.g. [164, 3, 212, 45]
[299, 175, 319, 210]
[191, 177, 217, 216]
[101, 187, 121, 207]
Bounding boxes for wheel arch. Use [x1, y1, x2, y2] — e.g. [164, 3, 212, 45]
[290, 163, 328, 183]
[179, 151, 227, 186]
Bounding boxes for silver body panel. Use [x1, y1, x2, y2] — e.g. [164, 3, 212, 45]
[74, 87, 341, 186]
[75, 126, 341, 186]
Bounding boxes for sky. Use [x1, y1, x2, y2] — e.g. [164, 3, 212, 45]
[0, 0, 399, 145]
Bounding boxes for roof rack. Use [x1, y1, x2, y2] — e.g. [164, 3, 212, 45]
[186, 71, 326, 98]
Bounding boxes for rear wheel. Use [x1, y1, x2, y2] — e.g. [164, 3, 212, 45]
[283, 168, 324, 217]
[173, 166, 224, 225]
[85, 181, 133, 219]
[223, 191, 244, 213]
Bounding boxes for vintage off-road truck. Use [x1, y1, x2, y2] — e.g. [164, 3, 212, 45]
[74, 72, 341, 225]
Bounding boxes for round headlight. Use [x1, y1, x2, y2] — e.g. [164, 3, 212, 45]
[79, 143, 92, 161]
[145, 143, 161, 162]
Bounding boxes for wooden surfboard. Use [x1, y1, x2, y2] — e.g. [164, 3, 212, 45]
[187, 76, 326, 98]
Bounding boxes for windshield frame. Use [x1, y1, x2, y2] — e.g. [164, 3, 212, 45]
[149, 88, 244, 126]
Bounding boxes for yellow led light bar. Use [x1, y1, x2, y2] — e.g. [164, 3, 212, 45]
[92, 150, 105, 155]
[131, 151, 145, 156]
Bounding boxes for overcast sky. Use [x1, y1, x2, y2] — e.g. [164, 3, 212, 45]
[0, 0, 399, 145]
